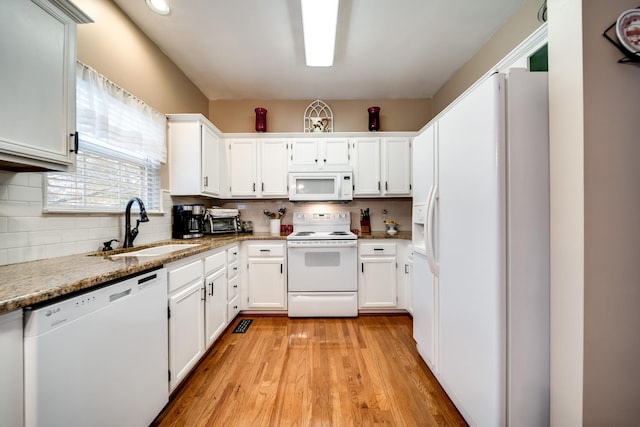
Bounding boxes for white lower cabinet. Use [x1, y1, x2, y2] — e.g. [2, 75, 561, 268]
[226, 246, 241, 322]
[204, 251, 227, 348]
[0, 310, 23, 427]
[358, 241, 398, 309]
[227, 282, 241, 322]
[246, 242, 287, 310]
[168, 257, 205, 392]
[167, 245, 239, 392]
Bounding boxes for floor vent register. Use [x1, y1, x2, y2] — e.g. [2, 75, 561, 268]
[232, 319, 253, 334]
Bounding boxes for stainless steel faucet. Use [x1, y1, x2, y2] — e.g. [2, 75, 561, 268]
[123, 197, 149, 248]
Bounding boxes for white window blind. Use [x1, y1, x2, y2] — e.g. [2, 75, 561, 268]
[45, 62, 166, 212]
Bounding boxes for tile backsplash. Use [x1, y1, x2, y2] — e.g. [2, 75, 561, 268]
[0, 171, 172, 266]
[218, 199, 412, 234]
[1, 170, 412, 266]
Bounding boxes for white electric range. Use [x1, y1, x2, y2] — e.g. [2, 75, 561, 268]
[286, 211, 358, 317]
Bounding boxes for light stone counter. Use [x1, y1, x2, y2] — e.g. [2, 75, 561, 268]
[0, 231, 410, 314]
[357, 231, 412, 240]
[0, 233, 284, 314]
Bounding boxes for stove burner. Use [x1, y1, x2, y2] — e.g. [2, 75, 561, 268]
[330, 231, 349, 235]
[294, 231, 314, 236]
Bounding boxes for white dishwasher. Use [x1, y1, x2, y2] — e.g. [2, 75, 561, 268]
[24, 268, 169, 427]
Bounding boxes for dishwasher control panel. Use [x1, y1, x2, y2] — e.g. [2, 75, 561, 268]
[24, 268, 166, 337]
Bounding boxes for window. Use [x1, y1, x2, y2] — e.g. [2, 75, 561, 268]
[45, 62, 166, 212]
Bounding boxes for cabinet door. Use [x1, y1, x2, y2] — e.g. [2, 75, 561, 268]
[227, 295, 241, 323]
[359, 257, 397, 308]
[382, 137, 412, 195]
[228, 139, 257, 196]
[405, 257, 413, 314]
[0, 310, 23, 427]
[259, 139, 288, 197]
[352, 138, 381, 196]
[0, 0, 78, 169]
[168, 280, 205, 391]
[204, 267, 227, 348]
[247, 258, 286, 309]
[289, 139, 318, 166]
[322, 138, 350, 165]
[201, 125, 221, 196]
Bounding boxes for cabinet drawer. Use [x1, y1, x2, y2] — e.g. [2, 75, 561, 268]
[227, 261, 239, 280]
[168, 259, 203, 294]
[204, 251, 226, 275]
[228, 275, 239, 301]
[247, 243, 285, 257]
[227, 295, 241, 323]
[227, 246, 240, 263]
[359, 243, 397, 256]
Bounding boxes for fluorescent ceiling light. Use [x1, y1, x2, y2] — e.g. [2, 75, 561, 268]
[301, 0, 339, 67]
[146, 0, 171, 16]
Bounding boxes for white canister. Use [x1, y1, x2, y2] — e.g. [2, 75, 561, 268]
[269, 219, 281, 235]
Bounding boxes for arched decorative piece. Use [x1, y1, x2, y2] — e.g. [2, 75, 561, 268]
[304, 100, 333, 132]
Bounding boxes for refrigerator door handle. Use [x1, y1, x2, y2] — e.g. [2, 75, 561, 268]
[426, 184, 439, 277]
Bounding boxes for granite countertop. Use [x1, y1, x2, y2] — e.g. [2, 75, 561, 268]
[358, 231, 412, 240]
[0, 231, 410, 315]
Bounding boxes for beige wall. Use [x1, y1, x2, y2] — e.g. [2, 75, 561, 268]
[207, 0, 542, 134]
[209, 98, 432, 133]
[549, 0, 640, 425]
[581, 0, 640, 424]
[74, 0, 210, 190]
[74, 0, 208, 116]
[432, 0, 543, 115]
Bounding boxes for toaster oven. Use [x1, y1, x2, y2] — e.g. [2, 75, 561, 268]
[205, 216, 241, 235]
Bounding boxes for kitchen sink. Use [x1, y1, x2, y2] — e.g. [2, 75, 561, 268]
[108, 244, 201, 258]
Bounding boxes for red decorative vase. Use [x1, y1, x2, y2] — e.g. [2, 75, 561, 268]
[255, 107, 267, 132]
[368, 106, 380, 131]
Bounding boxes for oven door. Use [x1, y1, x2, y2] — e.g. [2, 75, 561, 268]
[287, 242, 357, 292]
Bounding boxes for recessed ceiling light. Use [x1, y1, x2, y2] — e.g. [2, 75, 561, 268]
[301, 0, 339, 67]
[146, 0, 171, 16]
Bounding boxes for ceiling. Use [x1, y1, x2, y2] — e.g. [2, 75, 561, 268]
[112, 0, 527, 101]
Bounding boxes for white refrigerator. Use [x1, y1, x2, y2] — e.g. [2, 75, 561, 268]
[412, 69, 550, 426]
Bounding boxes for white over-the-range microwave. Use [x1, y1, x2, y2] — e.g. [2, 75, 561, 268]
[288, 168, 353, 202]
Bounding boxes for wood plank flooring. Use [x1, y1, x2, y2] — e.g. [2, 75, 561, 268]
[152, 315, 467, 427]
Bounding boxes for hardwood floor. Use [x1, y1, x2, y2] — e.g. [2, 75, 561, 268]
[152, 315, 467, 427]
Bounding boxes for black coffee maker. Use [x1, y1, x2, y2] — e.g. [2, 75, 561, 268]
[172, 204, 205, 239]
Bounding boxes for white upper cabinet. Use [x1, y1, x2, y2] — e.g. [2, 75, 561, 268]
[0, 0, 91, 171]
[289, 138, 350, 168]
[170, 131, 411, 200]
[227, 138, 288, 198]
[352, 137, 382, 196]
[201, 125, 222, 196]
[382, 137, 412, 195]
[227, 139, 258, 197]
[351, 137, 412, 197]
[259, 139, 289, 197]
[168, 114, 225, 197]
